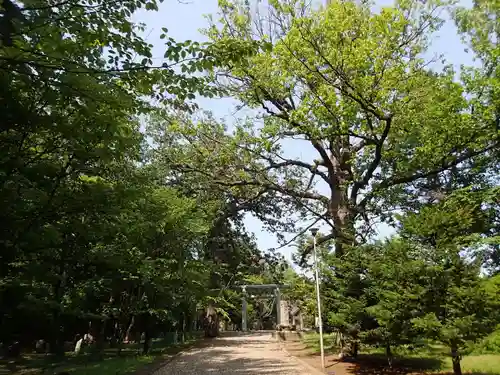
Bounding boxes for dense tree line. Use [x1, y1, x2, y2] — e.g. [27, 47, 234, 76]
[0, 0, 285, 358]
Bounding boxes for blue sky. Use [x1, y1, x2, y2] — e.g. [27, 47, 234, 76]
[134, 0, 473, 263]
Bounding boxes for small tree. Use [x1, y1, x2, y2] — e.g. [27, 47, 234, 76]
[363, 240, 427, 366]
[411, 257, 496, 375]
[401, 193, 500, 375]
[319, 243, 376, 357]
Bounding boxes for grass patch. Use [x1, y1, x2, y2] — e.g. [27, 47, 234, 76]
[300, 332, 500, 374]
[446, 355, 500, 374]
[50, 355, 156, 375]
[0, 334, 203, 375]
[302, 331, 341, 352]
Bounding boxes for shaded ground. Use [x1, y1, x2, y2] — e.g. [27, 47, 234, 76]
[283, 341, 442, 375]
[281, 339, 357, 375]
[0, 335, 202, 375]
[154, 332, 318, 375]
[280, 334, 500, 375]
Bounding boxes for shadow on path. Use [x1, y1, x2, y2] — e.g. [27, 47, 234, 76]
[154, 332, 312, 375]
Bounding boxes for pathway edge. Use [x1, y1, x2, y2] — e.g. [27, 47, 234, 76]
[132, 338, 211, 375]
[276, 338, 326, 375]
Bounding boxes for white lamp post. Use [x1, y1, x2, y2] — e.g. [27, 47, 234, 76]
[310, 227, 325, 369]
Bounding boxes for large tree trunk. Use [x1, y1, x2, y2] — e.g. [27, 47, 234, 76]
[92, 319, 107, 360]
[185, 311, 193, 338]
[110, 319, 120, 348]
[352, 341, 359, 358]
[48, 324, 65, 357]
[451, 344, 462, 375]
[329, 154, 356, 258]
[49, 269, 66, 357]
[179, 312, 185, 343]
[331, 204, 355, 254]
[142, 329, 151, 355]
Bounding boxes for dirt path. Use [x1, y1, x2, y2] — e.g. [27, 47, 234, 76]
[152, 332, 320, 375]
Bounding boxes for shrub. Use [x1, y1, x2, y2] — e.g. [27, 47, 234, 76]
[470, 327, 500, 354]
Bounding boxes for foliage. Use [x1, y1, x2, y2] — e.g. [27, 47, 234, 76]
[282, 267, 315, 324]
[0, 0, 277, 361]
[387, 192, 499, 373]
[1, 1, 499, 375]
[146, 112, 298, 239]
[303, 187, 500, 373]
[470, 327, 500, 355]
[361, 240, 427, 363]
[466, 277, 500, 355]
[200, 0, 499, 260]
[0, 0, 215, 113]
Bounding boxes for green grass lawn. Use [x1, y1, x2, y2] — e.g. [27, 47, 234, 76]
[0, 335, 203, 375]
[301, 332, 500, 374]
[49, 354, 156, 375]
[447, 355, 500, 374]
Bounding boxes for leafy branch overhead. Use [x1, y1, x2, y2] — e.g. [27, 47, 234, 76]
[1, 0, 289, 356]
[0, 0, 217, 111]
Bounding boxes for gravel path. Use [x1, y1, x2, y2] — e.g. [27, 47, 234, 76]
[153, 332, 317, 375]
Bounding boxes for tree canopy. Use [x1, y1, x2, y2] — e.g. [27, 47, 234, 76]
[198, 0, 499, 257]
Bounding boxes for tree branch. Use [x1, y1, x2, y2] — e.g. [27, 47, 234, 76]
[358, 142, 499, 208]
[350, 116, 392, 203]
[299, 232, 337, 265]
[295, 27, 390, 121]
[171, 163, 330, 205]
[272, 218, 322, 251]
[263, 159, 330, 185]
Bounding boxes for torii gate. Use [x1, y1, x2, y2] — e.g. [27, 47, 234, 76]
[238, 284, 289, 331]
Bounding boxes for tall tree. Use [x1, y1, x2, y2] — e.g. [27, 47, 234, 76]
[400, 191, 500, 375]
[199, 0, 499, 257]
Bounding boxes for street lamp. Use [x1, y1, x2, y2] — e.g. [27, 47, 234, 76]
[310, 227, 325, 369]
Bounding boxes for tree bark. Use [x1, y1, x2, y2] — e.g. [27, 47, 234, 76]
[185, 311, 193, 338]
[110, 319, 120, 348]
[49, 268, 66, 357]
[124, 316, 135, 343]
[142, 329, 151, 355]
[204, 305, 219, 338]
[92, 319, 107, 359]
[179, 312, 185, 343]
[48, 324, 65, 357]
[386, 343, 393, 368]
[451, 344, 462, 375]
[328, 153, 355, 258]
[142, 314, 152, 355]
[352, 341, 359, 358]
